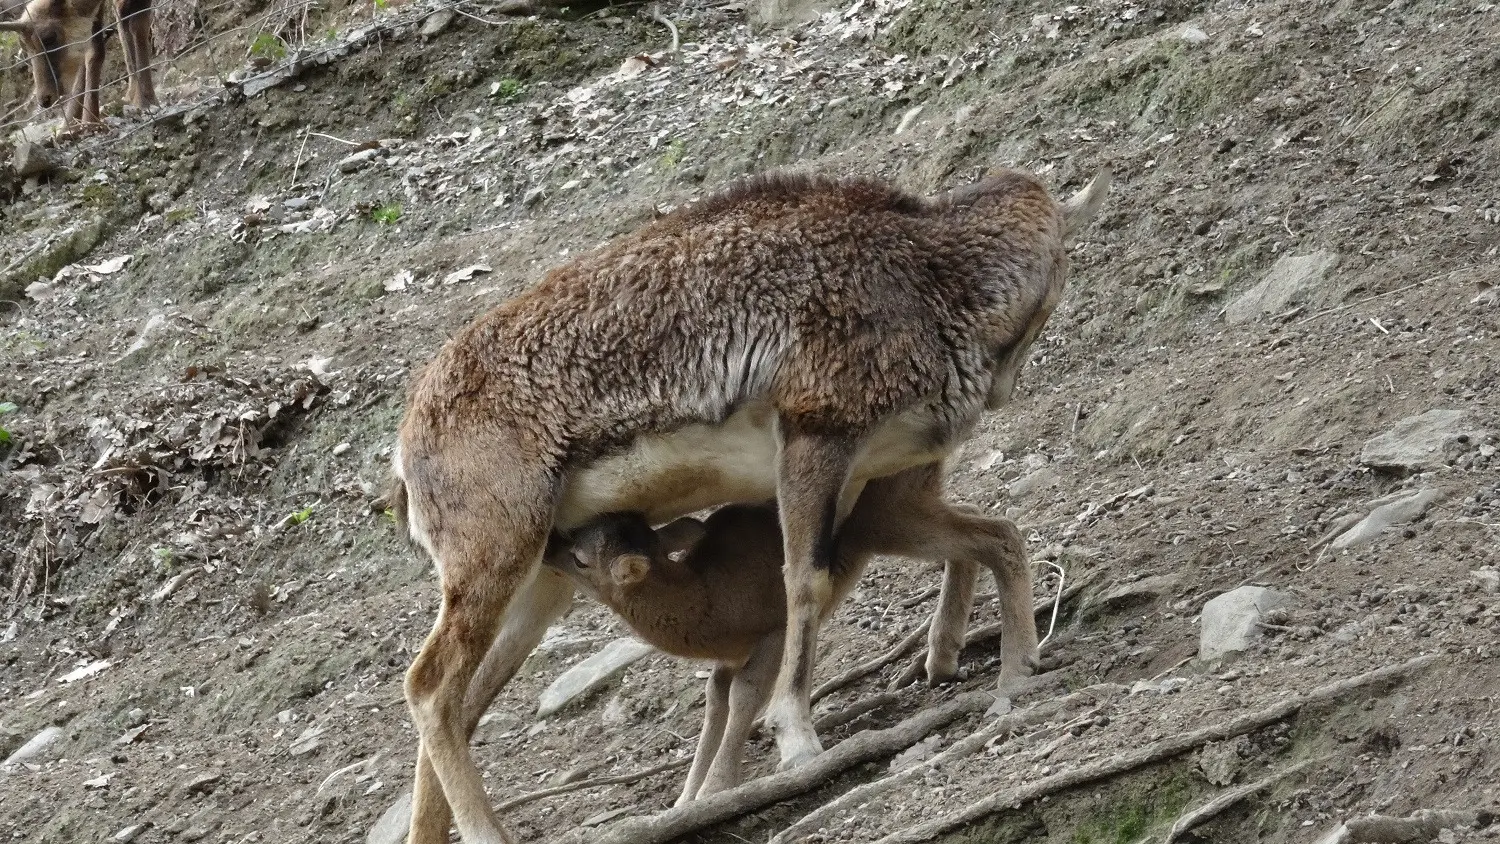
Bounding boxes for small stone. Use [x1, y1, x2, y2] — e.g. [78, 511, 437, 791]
[332, 442, 352, 456]
[1179, 25, 1209, 44]
[13, 140, 63, 178]
[338, 148, 380, 173]
[1198, 736, 1249, 786]
[1092, 574, 1181, 612]
[113, 824, 147, 842]
[1360, 410, 1484, 472]
[420, 8, 454, 36]
[1224, 250, 1338, 324]
[288, 726, 325, 756]
[367, 791, 412, 844]
[1471, 567, 1499, 594]
[537, 638, 654, 718]
[1200, 586, 1290, 661]
[3, 726, 62, 765]
[581, 807, 632, 827]
[125, 708, 147, 727]
[1008, 467, 1059, 500]
[184, 772, 221, 795]
[889, 735, 942, 772]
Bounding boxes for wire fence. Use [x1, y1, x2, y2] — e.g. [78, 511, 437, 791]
[0, 0, 512, 144]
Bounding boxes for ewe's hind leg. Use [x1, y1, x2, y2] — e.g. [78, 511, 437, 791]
[409, 568, 575, 840]
[404, 481, 556, 844]
[678, 664, 735, 806]
[765, 424, 857, 770]
[700, 630, 782, 797]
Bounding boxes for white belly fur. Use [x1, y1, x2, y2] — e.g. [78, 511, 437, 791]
[556, 401, 954, 530]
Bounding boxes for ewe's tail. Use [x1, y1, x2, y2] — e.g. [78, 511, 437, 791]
[1062, 168, 1111, 237]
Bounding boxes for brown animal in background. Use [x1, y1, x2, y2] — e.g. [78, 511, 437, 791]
[390, 165, 1109, 843]
[545, 461, 1037, 805]
[1, 0, 156, 126]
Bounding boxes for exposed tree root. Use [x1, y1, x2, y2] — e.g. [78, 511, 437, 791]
[557, 690, 998, 844]
[1163, 758, 1320, 843]
[869, 654, 1440, 844]
[769, 683, 1127, 844]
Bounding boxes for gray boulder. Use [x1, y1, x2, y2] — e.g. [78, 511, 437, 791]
[1360, 409, 1482, 471]
[537, 637, 654, 718]
[1200, 586, 1289, 660]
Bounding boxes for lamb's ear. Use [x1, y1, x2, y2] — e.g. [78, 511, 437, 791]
[656, 517, 707, 556]
[0, 19, 35, 32]
[610, 553, 651, 587]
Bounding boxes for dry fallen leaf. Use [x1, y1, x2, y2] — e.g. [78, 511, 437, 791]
[83, 254, 133, 274]
[443, 264, 492, 285]
[386, 269, 414, 292]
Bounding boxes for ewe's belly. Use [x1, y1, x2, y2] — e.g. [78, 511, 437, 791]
[555, 402, 955, 530]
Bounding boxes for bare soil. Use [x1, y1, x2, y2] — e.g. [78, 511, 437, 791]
[1, 0, 1498, 842]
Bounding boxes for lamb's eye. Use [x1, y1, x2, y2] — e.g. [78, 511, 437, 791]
[571, 553, 589, 569]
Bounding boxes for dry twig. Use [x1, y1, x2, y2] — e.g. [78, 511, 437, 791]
[649, 3, 680, 55]
[870, 654, 1439, 844]
[558, 690, 998, 844]
[495, 757, 691, 811]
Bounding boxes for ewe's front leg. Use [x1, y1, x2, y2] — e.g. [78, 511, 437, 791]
[764, 424, 857, 770]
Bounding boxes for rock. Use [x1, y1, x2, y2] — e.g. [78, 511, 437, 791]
[367, 791, 412, 844]
[13, 141, 62, 178]
[1091, 574, 1180, 612]
[339, 148, 380, 173]
[1199, 586, 1289, 661]
[1360, 409, 1482, 471]
[3, 726, 62, 766]
[112, 824, 147, 842]
[183, 772, 221, 795]
[1224, 250, 1338, 324]
[125, 708, 147, 728]
[1008, 467, 1059, 500]
[537, 637, 654, 718]
[1179, 25, 1209, 44]
[889, 734, 941, 772]
[1131, 677, 1190, 695]
[1331, 489, 1442, 550]
[1198, 736, 1248, 786]
[1471, 567, 1499, 594]
[420, 8, 454, 36]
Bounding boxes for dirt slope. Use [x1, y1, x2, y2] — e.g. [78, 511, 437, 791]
[1, 0, 1498, 842]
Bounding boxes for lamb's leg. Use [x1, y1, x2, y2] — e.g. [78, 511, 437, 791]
[925, 557, 980, 683]
[764, 422, 857, 769]
[841, 464, 1039, 689]
[677, 664, 735, 806]
[699, 630, 782, 797]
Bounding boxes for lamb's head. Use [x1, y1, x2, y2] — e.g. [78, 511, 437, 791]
[545, 512, 708, 604]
